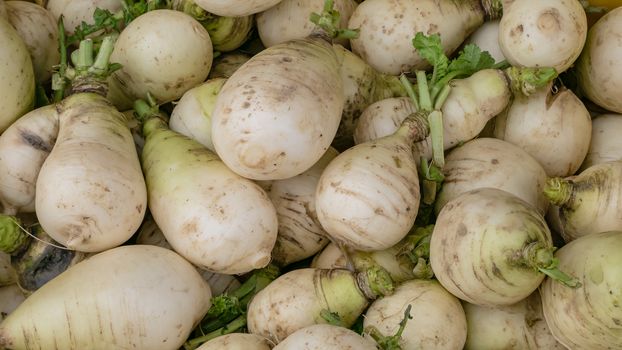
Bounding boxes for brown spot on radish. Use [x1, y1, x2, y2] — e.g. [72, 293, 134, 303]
[242, 102, 250, 109]
[457, 223, 468, 236]
[491, 159, 499, 164]
[19, 129, 52, 152]
[511, 24, 524, 37]
[136, 204, 143, 213]
[537, 9, 562, 33]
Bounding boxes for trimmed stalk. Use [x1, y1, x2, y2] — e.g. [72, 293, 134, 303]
[508, 242, 580, 288]
[543, 178, 573, 207]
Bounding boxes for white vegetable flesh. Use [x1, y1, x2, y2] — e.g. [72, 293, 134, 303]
[273, 324, 377, 350]
[35, 93, 147, 252]
[194, 0, 283, 16]
[0, 105, 58, 215]
[581, 114, 622, 170]
[0, 245, 211, 350]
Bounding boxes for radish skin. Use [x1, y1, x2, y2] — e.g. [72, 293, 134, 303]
[35, 93, 147, 252]
[353, 97, 416, 145]
[581, 114, 622, 170]
[273, 324, 377, 350]
[46, 0, 122, 34]
[0, 105, 58, 215]
[196, 333, 274, 350]
[0, 245, 211, 350]
[465, 20, 506, 63]
[194, 0, 283, 16]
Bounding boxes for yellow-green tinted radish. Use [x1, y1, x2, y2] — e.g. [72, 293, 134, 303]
[463, 292, 564, 350]
[498, 0, 587, 73]
[141, 117, 278, 275]
[348, 0, 489, 75]
[0, 17, 34, 133]
[581, 114, 622, 170]
[576, 7, 622, 113]
[211, 33, 344, 180]
[5, 1, 59, 82]
[544, 161, 622, 242]
[274, 324, 377, 350]
[435, 138, 549, 215]
[269, 148, 338, 266]
[257, 0, 357, 48]
[107, 10, 213, 110]
[431, 188, 556, 306]
[0, 284, 25, 322]
[540, 231, 622, 349]
[196, 333, 273, 350]
[194, 0, 282, 16]
[0, 105, 58, 215]
[0, 245, 211, 350]
[46, 0, 122, 34]
[35, 93, 147, 252]
[169, 78, 226, 152]
[364, 280, 467, 349]
[494, 83, 592, 177]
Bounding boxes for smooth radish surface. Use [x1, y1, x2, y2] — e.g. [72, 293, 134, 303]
[465, 20, 506, 63]
[463, 292, 564, 349]
[274, 324, 377, 350]
[494, 83, 592, 177]
[364, 279, 467, 349]
[436, 138, 549, 215]
[311, 242, 347, 270]
[5, 1, 59, 82]
[211, 33, 344, 180]
[46, 0, 122, 34]
[353, 97, 416, 145]
[348, 0, 487, 75]
[498, 0, 587, 73]
[35, 93, 147, 252]
[544, 161, 622, 242]
[269, 148, 338, 266]
[576, 7, 622, 113]
[0, 16, 34, 133]
[196, 333, 273, 350]
[0, 105, 58, 215]
[0, 284, 25, 321]
[141, 117, 278, 275]
[169, 78, 226, 152]
[581, 114, 622, 170]
[431, 188, 557, 306]
[0, 245, 211, 350]
[194, 0, 283, 16]
[107, 10, 213, 110]
[540, 231, 622, 349]
[257, 0, 357, 48]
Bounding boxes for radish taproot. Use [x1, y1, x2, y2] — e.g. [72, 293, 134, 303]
[581, 114, 622, 170]
[0, 245, 211, 350]
[0, 105, 58, 215]
[544, 160, 622, 242]
[247, 267, 393, 344]
[194, 0, 282, 16]
[499, 0, 587, 73]
[430, 188, 579, 307]
[196, 333, 274, 350]
[35, 38, 147, 252]
[576, 6, 622, 113]
[274, 324, 377, 350]
[540, 231, 622, 349]
[363, 279, 467, 350]
[137, 100, 278, 275]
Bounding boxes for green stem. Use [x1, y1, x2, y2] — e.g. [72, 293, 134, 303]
[309, 0, 359, 40]
[0, 215, 28, 255]
[400, 74, 419, 111]
[504, 66, 558, 96]
[364, 304, 413, 350]
[90, 36, 117, 75]
[428, 110, 444, 168]
[184, 315, 247, 350]
[510, 242, 581, 288]
[416, 71, 432, 112]
[433, 85, 451, 110]
[543, 178, 573, 207]
[52, 16, 68, 102]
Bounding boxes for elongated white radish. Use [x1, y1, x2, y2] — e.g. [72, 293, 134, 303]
[197, 333, 274, 350]
[431, 188, 576, 307]
[211, 32, 344, 180]
[141, 114, 278, 275]
[363, 279, 467, 349]
[46, 0, 122, 34]
[0, 16, 34, 133]
[494, 83, 592, 177]
[107, 10, 213, 110]
[465, 20, 506, 63]
[169, 78, 226, 152]
[5, 1, 59, 82]
[0, 245, 211, 350]
[436, 138, 549, 215]
[498, 0, 587, 73]
[0, 105, 58, 215]
[194, 0, 282, 16]
[581, 114, 622, 170]
[274, 324, 377, 350]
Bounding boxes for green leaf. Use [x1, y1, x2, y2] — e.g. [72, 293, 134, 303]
[412, 33, 448, 85]
[447, 44, 496, 76]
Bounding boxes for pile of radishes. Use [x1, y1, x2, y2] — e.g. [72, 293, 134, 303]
[1, 0, 621, 349]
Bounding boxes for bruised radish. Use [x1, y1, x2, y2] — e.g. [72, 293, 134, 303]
[0, 245, 211, 350]
[581, 114, 622, 170]
[274, 324, 377, 350]
[197, 333, 274, 350]
[431, 188, 578, 307]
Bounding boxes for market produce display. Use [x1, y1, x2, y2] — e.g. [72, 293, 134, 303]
[0, 0, 621, 349]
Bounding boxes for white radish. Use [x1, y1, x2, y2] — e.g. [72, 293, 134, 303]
[140, 114, 278, 275]
[169, 78, 226, 152]
[494, 82, 592, 177]
[465, 20, 506, 63]
[0, 16, 34, 133]
[353, 97, 416, 145]
[46, 0, 122, 34]
[311, 242, 347, 269]
[0, 105, 58, 215]
[107, 10, 213, 110]
[0, 245, 211, 350]
[363, 279, 467, 350]
[274, 324, 377, 350]
[435, 138, 549, 215]
[581, 114, 622, 170]
[540, 231, 622, 350]
[194, 0, 282, 16]
[197, 333, 274, 350]
[576, 7, 622, 113]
